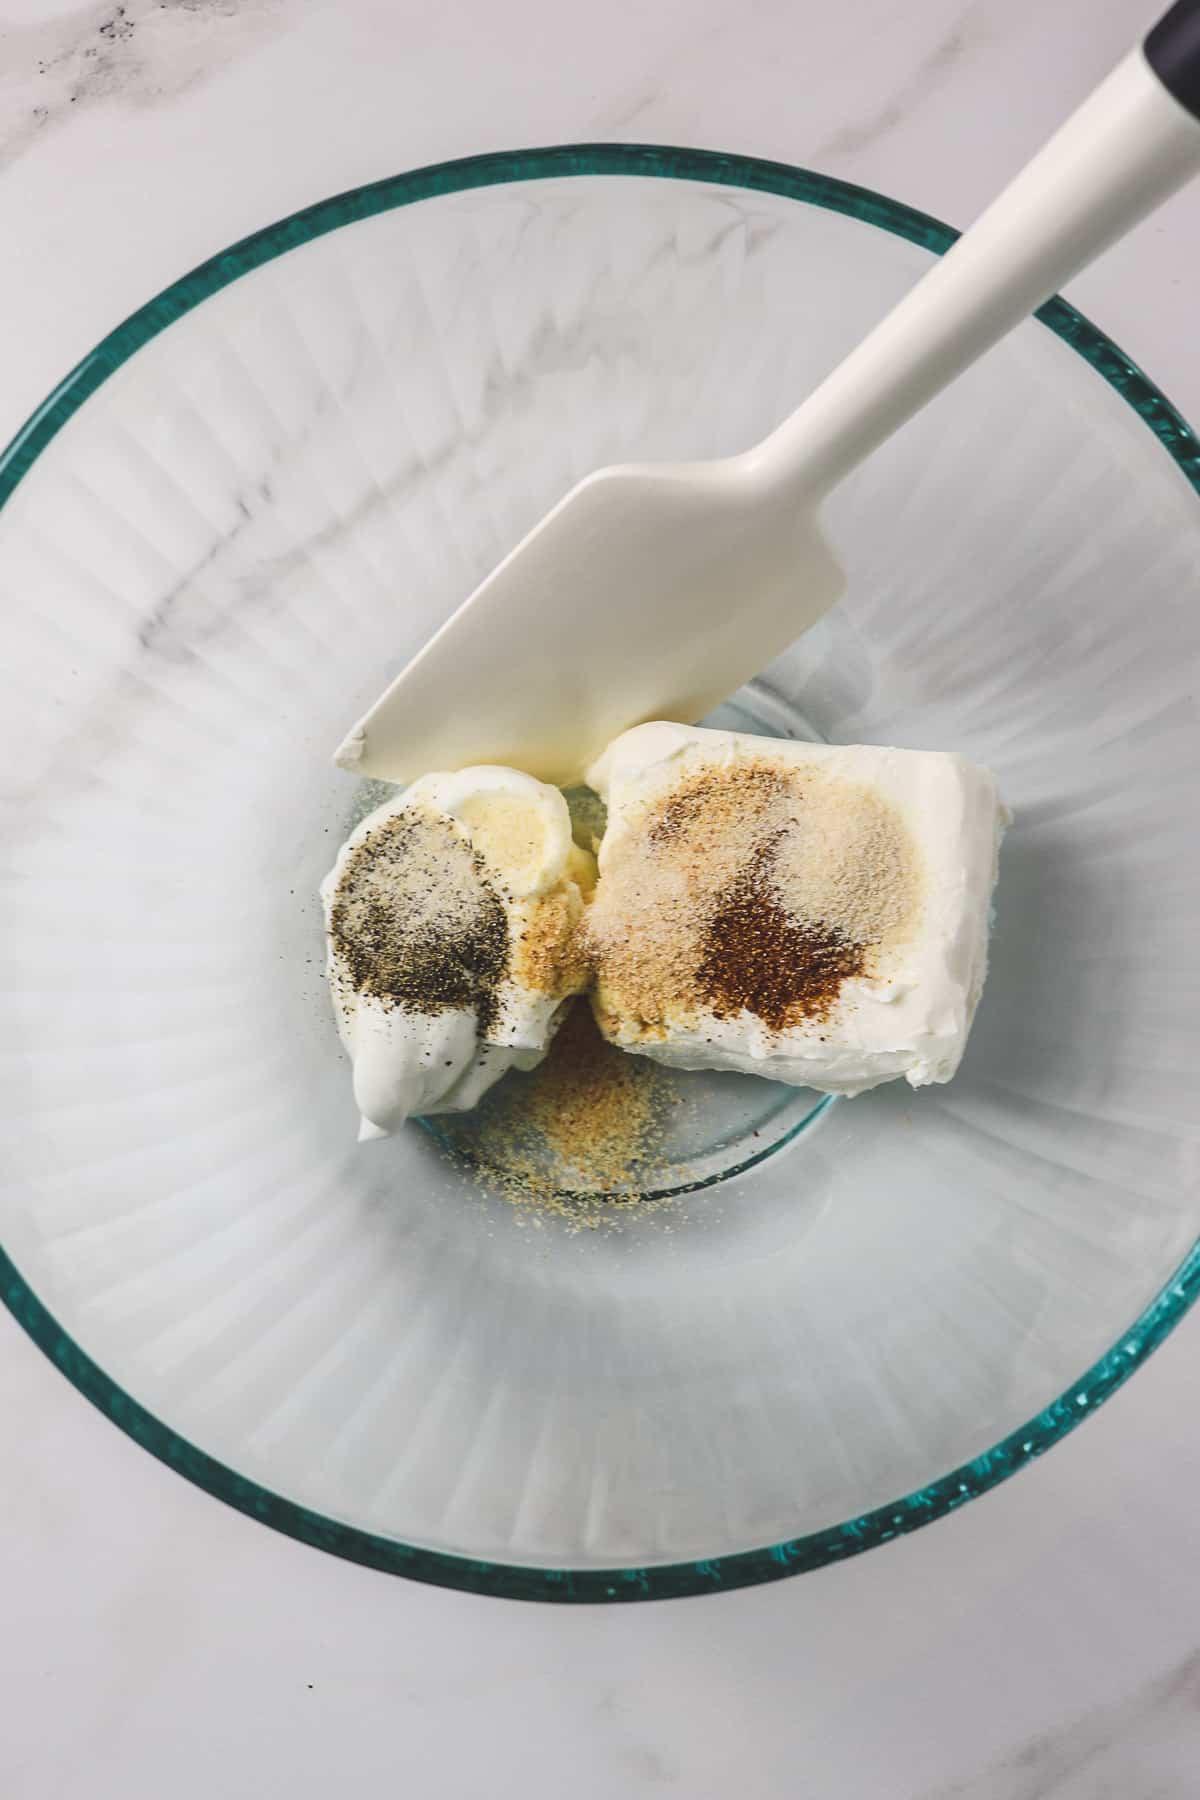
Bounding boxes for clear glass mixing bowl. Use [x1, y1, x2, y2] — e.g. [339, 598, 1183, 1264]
[2, 147, 1198, 1602]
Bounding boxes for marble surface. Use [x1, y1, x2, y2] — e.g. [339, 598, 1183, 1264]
[2, 0, 1198, 1794]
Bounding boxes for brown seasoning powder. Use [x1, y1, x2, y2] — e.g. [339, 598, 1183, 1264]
[584, 757, 922, 1038]
[696, 868, 866, 1028]
[511, 882, 591, 1001]
[511, 1002, 667, 1184]
[444, 1001, 680, 1215]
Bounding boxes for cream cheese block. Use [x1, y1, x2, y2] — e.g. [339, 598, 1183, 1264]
[583, 722, 1006, 1096]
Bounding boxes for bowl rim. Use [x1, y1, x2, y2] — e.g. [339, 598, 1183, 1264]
[2, 142, 1198, 1604]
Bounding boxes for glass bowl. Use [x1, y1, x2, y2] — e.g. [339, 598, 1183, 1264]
[2, 147, 1198, 1604]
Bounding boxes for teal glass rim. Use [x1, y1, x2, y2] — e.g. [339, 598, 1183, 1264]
[2, 143, 1198, 1604]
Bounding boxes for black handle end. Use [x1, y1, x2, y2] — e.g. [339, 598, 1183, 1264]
[1146, 0, 1200, 120]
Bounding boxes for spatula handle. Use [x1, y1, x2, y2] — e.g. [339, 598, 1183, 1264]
[758, 2, 1200, 497]
[1146, 0, 1200, 115]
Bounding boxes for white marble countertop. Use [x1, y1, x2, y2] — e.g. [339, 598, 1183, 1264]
[2, 2, 1198, 1794]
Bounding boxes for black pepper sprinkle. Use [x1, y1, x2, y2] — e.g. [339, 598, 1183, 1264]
[329, 809, 509, 1037]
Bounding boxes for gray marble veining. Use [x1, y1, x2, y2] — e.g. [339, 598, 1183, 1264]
[816, 21, 974, 158]
[0, 0, 288, 172]
[928, 1650, 1200, 1800]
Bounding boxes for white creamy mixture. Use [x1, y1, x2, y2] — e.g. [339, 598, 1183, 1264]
[321, 767, 592, 1139]
[322, 726, 1006, 1136]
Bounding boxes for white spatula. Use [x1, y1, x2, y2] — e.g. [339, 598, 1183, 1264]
[336, 3, 1200, 788]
